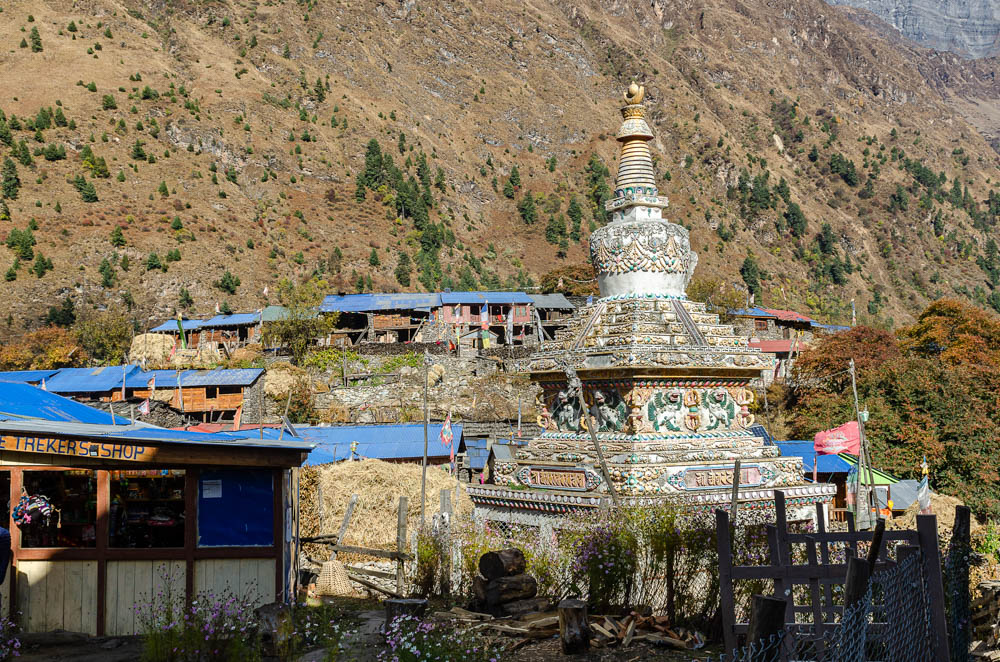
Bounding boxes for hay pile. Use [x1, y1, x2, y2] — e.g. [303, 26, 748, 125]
[265, 363, 308, 398]
[130, 333, 175, 363]
[300, 459, 470, 561]
[889, 492, 978, 538]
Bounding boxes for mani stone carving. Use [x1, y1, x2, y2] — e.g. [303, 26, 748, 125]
[470, 84, 835, 524]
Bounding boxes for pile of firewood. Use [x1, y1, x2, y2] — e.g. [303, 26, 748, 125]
[471, 548, 550, 617]
[585, 611, 704, 650]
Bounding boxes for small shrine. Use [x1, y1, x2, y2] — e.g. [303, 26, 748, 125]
[470, 84, 835, 525]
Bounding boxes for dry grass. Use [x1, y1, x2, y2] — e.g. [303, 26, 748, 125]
[300, 459, 471, 562]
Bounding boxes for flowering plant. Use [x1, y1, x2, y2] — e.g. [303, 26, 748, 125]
[0, 614, 21, 660]
[278, 603, 351, 660]
[136, 565, 262, 662]
[379, 615, 499, 662]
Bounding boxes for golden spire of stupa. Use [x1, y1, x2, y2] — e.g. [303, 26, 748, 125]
[613, 83, 657, 198]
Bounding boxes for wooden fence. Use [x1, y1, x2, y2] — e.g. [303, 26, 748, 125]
[716, 491, 948, 660]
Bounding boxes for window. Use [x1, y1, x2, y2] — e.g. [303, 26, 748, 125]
[109, 470, 185, 548]
[197, 470, 274, 547]
[20, 470, 97, 548]
[754, 320, 768, 331]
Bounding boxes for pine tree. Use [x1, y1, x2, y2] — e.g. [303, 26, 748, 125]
[509, 164, 521, 188]
[110, 226, 126, 247]
[170, 217, 183, 230]
[517, 192, 537, 225]
[158, 180, 169, 197]
[0, 200, 10, 222]
[29, 27, 42, 52]
[54, 107, 68, 127]
[4, 264, 15, 282]
[361, 139, 382, 189]
[740, 256, 763, 300]
[503, 178, 515, 199]
[146, 252, 163, 271]
[179, 287, 193, 308]
[394, 251, 411, 286]
[0, 119, 12, 147]
[369, 248, 380, 267]
[785, 202, 807, 237]
[1, 158, 20, 200]
[98, 257, 115, 288]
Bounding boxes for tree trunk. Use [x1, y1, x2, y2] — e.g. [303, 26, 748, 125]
[500, 597, 551, 618]
[558, 599, 590, 654]
[485, 574, 537, 605]
[473, 575, 488, 603]
[479, 548, 527, 580]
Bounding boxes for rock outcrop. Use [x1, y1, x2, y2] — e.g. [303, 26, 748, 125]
[826, 0, 1000, 58]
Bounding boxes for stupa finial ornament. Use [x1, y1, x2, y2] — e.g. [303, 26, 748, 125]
[589, 83, 698, 299]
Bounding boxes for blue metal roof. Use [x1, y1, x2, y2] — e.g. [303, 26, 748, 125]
[319, 293, 442, 313]
[150, 319, 204, 332]
[729, 307, 778, 319]
[0, 370, 59, 384]
[203, 313, 260, 327]
[124, 368, 263, 389]
[811, 322, 851, 332]
[0, 382, 119, 424]
[774, 440, 853, 473]
[45, 366, 143, 394]
[298, 423, 464, 465]
[439, 291, 532, 305]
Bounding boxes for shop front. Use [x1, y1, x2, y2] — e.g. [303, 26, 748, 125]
[0, 384, 312, 636]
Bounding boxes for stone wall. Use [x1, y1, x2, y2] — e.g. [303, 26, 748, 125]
[92, 399, 193, 427]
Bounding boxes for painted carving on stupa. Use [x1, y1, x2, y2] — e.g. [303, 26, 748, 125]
[545, 390, 582, 432]
[588, 388, 628, 432]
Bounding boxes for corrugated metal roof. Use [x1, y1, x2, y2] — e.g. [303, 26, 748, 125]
[298, 423, 464, 464]
[0, 417, 312, 451]
[888, 479, 924, 510]
[840, 454, 899, 485]
[811, 322, 851, 332]
[760, 308, 814, 323]
[46, 365, 142, 393]
[261, 305, 289, 322]
[489, 444, 514, 461]
[439, 291, 532, 305]
[319, 293, 442, 313]
[528, 294, 574, 309]
[149, 319, 204, 332]
[123, 368, 263, 389]
[175, 368, 264, 387]
[0, 382, 119, 424]
[749, 339, 797, 354]
[202, 313, 261, 327]
[0, 370, 59, 383]
[729, 307, 778, 319]
[774, 441, 853, 473]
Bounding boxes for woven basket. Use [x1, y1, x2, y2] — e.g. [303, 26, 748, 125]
[315, 560, 358, 597]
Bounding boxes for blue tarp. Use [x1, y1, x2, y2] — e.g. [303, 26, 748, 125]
[149, 319, 204, 332]
[774, 440, 853, 473]
[0, 382, 119, 424]
[319, 293, 442, 313]
[439, 291, 532, 305]
[298, 423, 464, 464]
[729, 307, 778, 318]
[811, 322, 851, 332]
[0, 370, 59, 384]
[45, 366, 142, 394]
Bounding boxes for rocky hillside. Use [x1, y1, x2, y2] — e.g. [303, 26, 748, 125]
[2, 0, 1000, 336]
[825, 0, 1000, 59]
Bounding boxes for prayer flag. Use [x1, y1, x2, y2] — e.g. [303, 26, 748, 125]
[814, 421, 861, 455]
[138, 399, 150, 416]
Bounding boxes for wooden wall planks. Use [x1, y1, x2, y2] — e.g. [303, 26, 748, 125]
[17, 561, 98, 635]
[104, 560, 185, 636]
[194, 559, 275, 606]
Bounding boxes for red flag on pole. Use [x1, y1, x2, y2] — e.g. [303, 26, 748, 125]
[814, 421, 861, 455]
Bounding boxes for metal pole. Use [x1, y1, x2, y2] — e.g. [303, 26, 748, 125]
[420, 351, 429, 524]
[849, 359, 877, 528]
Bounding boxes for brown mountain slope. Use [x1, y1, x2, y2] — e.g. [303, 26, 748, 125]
[1, 0, 999, 334]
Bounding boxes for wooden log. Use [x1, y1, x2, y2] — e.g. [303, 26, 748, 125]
[473, 575, 488, 603]
[844, 556, 871, 608]
[479, 548, 527, 580]
[559, 599, 591, 654]
[500, 597, 551, 618]
[384, 598, 428, 632]
[485, 574, 537, 605]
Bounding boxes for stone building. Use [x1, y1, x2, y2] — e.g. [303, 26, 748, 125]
[469, 84, 834, 526]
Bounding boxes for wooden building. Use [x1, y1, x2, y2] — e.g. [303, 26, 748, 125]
[125, 368, 263, 421]
[198, 313, 262, 346]
[528, 293, 575, 340]
[319, 293, 440, 344]
[0, 381, 311, 635]
[147, 319, 206, 349]
[436, 291, 533, 345]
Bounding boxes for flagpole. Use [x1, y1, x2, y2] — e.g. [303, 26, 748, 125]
[849, 358, 877, 528]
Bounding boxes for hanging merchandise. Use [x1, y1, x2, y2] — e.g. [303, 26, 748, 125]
[12, 492, 61, 528]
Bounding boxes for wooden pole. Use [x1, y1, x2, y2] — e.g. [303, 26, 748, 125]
[716, 508, 738, 654]
[951, 505, 972, 662]
[396, 496, 408, 596]
[329, 494, 358, 561]
[420, 352, 429, 524]
[918, 514, 951, 661]
[561, 363, 618, 505]
[844, 556, 870, 608]
[865, 517, 886, 572]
